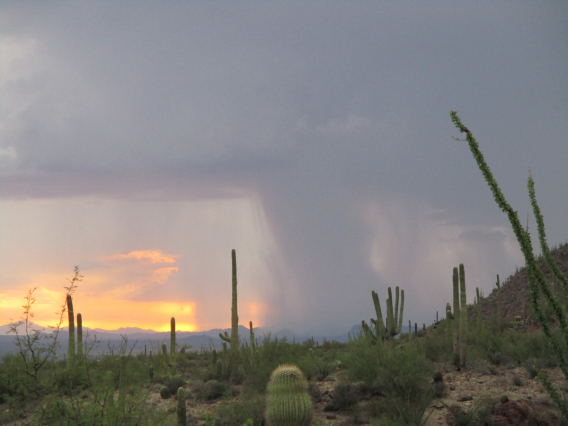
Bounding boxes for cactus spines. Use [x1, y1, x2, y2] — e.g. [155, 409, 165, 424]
[459, 263, 468, 368]
[67, 294, 75, 366]
[266, 364, 313, 426]
[177, 387, 186, 426]
[452, 267, 460, 367]
[77, 313, 83, 358]
[171, 317, 176, 356]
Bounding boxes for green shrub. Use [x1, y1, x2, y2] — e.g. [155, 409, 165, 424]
[215, 393, 265, 426]
[193, 380, 230, 401]
[367, 345, 434, 425]
[324, 383, 361, 412]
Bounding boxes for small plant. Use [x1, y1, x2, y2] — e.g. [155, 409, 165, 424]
[160, 386, 171, 399]
[177, 387, 186, 426]
[265, 364, 313, 426]
[324, 383, 361, 412]
[512, 375, 524, 387]
[433, 371, 445, 398]
[4, 267, 82, 399]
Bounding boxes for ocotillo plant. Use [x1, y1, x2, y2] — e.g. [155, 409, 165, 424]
[451, 111, 568, 417]
[219, 249, 239, 352]
[171, 317, 176, 356]
[77, 313, 83, 358]
[265, 364, 313, 426]
[67, 294, 75, 367]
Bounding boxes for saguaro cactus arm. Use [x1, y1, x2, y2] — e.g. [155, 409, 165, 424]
[371, 290, 387, 339]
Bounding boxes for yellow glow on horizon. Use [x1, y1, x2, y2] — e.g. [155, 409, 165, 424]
[246, 302, 268, 328]
[2, 289, 198, 332]
[111, 250, 177, 264]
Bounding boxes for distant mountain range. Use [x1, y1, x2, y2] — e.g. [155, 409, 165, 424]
[0, 322, 369, 358]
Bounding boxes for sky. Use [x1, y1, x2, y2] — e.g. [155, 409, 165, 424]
[0, 1, 567, 335]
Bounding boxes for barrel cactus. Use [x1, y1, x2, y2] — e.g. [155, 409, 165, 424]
[265, 364, 313, 426]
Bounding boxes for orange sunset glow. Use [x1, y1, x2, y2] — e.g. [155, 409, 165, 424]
[110, 250, 178, 264]
[2, 288, 198, 332]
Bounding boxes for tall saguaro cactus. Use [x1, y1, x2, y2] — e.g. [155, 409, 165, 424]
[77, 313, 83, 358]
[459, 263, 468, 368]
[171, 317, 176, 356]
[496, 274, 504, 331]
[67, 295, 75, 367]
[219, 249, 239, 351]
[452, 268, 460, 367]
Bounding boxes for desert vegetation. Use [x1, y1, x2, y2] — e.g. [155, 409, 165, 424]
[1, 113, 567, 425]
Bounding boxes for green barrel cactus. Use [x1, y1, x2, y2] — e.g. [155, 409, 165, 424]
[265, 364, 313, 426]
[160, 386, 171, 399]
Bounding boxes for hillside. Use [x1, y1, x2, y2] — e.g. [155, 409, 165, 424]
[471, 241, 568, 324]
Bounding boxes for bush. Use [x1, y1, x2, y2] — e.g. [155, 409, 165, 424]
[367, 345, 434, 425]
[193, 380, 230, 401]
[324, 383, 361, 411]
[215, 393, 265, 426]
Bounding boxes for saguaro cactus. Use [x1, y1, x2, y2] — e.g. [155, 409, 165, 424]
[459, 263, 468, 368]
[446, 302, 453, 350]
[249, 320, 256, 352]
[171, 317, 176, 356]
[361, 286, 404, 348]
[67, 294, 75, 367]
[452, 267, 460, 367]
[265, 364, 313, 426]
[219, 249, 239, 352]
[496, 274, 504, 331]
[77, 313, 83, 358]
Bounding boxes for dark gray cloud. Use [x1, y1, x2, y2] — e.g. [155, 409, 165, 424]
[1, 1, 567, 332]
